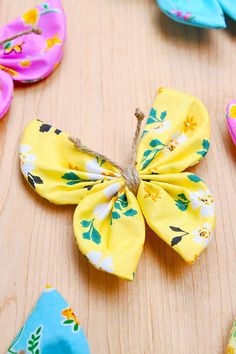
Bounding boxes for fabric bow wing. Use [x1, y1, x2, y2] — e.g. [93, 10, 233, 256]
[0, 0, 66, 119]
[19, 88, 215, 280]
[157, 0, 236, 29]
[19, 119, 145, 280]
[136, 88, 215, 264]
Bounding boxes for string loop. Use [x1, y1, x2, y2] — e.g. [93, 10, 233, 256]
[70, 108, 145, 195]
[0, 26, 42, 46]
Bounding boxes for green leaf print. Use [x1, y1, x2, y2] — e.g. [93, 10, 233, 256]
[81, 220, 90, 227]
[82, 231, 90, 240]
[63, 320, 74, 324]
[147, 109, 167, 125]
[142, 109, 168, 138]
[123, 209, 137, 217]
[202, 139, 210, 150]
[111, 194, 138, 224]
[96, 156, 106, 167]
[149, 139, 163, 147]
[81, 219, 101, 244]
[91, 227, 101, 244]
[74, 323, 79, 332]
[197, 139, 210, 158]
[118, 194, 129, 208]
[27, 326, 42, 354]
[111, 211, 121, 220]
[197, 150, 207, 157]
[43, 3, 50, 9]
[141, 139, 165, 170]
[175, 193, 190, 211]
[4, 42, 12, 49]
[62, 172, 84, 185]
[187, 174, 202, 183]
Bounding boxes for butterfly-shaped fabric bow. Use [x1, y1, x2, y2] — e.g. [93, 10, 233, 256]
[19, 88, 216, 280]
[157, 0, 236, 29]
[7, 287, 90, 354]
[226, 101, 236, 146]
[0, 0, 66, 119]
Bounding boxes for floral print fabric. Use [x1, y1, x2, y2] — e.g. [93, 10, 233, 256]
[19, 88, 216, 280]
[157, 0, 236, 29]
[0, 0, 66, 119]
[226, 101, 236, 146]
[7, 287, 90, 354]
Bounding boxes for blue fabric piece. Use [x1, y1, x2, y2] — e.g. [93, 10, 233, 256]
[156, 0, 236, 28]
[7, 288, 90, 354]
[219, 0, 236, 20]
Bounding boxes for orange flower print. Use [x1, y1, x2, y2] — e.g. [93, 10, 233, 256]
[183, 116, 197, 132]
[61, 307, 80, 332]
[20, 60, 31, 67]
[229, 105, 236, 119]
[45, 34, 62, 50]
[101, 171, 117, 178]
[0, 64, 18, 77]
[22, 8, 39, 26]
[4, 42, 24, 55]
[144, 186, 161, 202]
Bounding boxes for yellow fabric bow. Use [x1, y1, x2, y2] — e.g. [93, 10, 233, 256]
[19, 88, 216, 280]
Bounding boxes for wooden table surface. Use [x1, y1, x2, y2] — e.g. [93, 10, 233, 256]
[0, 1, 236, 353]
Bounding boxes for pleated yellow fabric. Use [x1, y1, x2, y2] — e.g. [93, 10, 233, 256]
[19, 88, 216, 280]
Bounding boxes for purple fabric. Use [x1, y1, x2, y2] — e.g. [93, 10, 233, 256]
[0, 0, 66, 119]
[226, 101, 236, 146]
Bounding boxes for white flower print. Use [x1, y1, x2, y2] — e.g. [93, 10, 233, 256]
[192, 223, 212, 247]
[86, 158, 119, 180]
[93, 183, 121, 219]
[103, 183, 121, 198]
[19, 145, 43, 189]
[87, 251, 114, 273]
[163, 133, 187, 155]
[86, 158, 106, 180]
[19, 145, 36, 177]
[189, 189, 214, 217]
[94, 201, 113, 220]
[154, 120, 171, 134]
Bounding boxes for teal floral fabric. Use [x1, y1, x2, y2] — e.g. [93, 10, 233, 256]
[157, 0, 236, 29]
[7, 288, 90, 354]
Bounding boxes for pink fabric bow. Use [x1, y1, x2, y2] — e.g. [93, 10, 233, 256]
[226, 101, 236, 145]
[0, 0, 66, 119]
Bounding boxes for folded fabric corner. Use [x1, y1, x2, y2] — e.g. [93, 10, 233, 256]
[7, 287, 90, 354]
[157, 0, 229, 29]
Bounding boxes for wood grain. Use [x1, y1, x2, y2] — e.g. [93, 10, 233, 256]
[0, 1, 236, 353]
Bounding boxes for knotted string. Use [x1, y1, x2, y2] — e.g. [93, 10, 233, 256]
[0, 26, 42, 46]
[69, 108, 145, 195]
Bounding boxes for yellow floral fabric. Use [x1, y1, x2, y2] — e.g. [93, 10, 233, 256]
[226, 319, 236, 354]
[19, 88, 216, 280]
